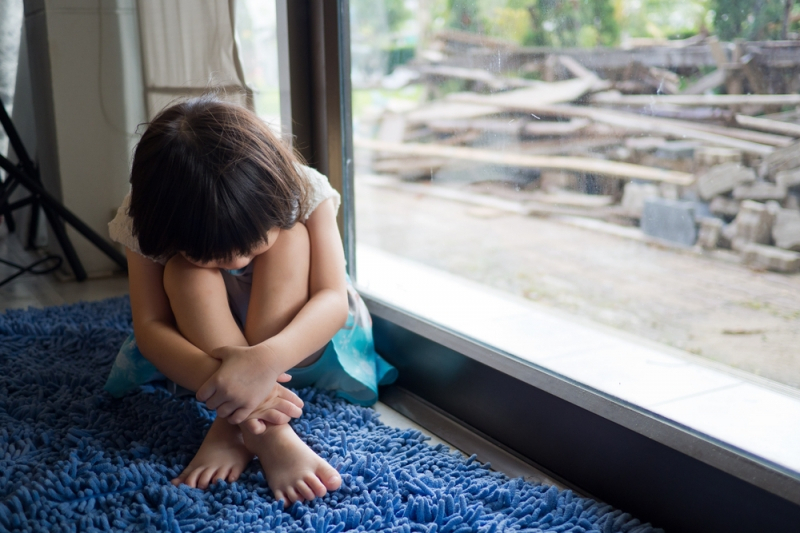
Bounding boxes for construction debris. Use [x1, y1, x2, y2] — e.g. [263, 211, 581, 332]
[641, 198, 698, 246]
[697, 163, 755, 200]
[360, 29, 800, 274]
[741, 243, 800, 273]
[773, 209, 800, 251]
[731, 200, 781, 248]
[697, 217, 724, 249]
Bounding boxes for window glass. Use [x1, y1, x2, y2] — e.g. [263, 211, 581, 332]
[235, 0, 281, 128]
[351, 0, 800, 472]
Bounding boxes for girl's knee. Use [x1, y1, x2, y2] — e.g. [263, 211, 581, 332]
[163, 254, 223, 298]
[279, 223, 310, 253]
[258, 223, 310, 266]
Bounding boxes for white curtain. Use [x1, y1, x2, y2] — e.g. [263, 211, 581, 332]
[137, 0, 252, 119]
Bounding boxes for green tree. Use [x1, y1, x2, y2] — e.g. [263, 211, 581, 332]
[524, 0, 619, 47]
[447, 0, 485, 33]
[711, 0, 791, 40]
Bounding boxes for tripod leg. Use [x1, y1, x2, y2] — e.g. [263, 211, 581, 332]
[0, 155, 128, 273]
[40, 202, 87, 281]
[2, 209, 14, 232]
[26, 200, 40, 249]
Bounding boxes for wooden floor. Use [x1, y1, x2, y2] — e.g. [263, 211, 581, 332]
[0, 227, 130, 313]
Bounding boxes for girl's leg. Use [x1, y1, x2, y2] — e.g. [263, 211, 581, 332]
[242, 223, 342, 505]
[163, 255, 252, 489]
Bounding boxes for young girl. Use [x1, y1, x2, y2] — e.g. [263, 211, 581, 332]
[104, 96, 395, 506]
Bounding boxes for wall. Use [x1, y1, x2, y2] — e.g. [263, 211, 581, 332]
[24, 0, 145, 275]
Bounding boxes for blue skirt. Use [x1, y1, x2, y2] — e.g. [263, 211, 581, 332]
[103, 276, 397, 406]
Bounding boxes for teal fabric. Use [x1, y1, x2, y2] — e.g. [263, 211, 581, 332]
[103, 284, 397, 405]
[103, 333, 163, 398]
[288, 285, 398, 406]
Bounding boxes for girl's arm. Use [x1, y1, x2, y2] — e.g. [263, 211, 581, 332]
[126, 248, 222, 391]
[259, 197, 349, 370]
[197, 198, 350, 414]
[126, 249, 302, 426]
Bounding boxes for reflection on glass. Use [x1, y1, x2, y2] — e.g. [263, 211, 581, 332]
[351, 0, 800, 394]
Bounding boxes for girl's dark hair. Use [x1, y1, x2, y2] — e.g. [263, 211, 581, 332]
[128, 96, 308, 263]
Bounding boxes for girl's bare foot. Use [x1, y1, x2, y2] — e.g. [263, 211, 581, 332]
[172, 417, 253, 489]
[242, 422, 342, 506]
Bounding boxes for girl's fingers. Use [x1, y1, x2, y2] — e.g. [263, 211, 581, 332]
[196, 380, 215, 403]
[277, 373, 292, 383]
[278, 387, 304, 408]
[263, 411, 291, 425]
[241, 418, 265, 434]
[227, 404, 256, 425]
[217, 401, 244, 420]
[204, 390, 228, 411]
[275, 398, 303, 419]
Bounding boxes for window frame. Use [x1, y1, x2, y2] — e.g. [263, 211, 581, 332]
[279, 1, 800, 531]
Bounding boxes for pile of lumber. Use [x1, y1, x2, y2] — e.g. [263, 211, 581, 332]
[360, 30, 800, 273]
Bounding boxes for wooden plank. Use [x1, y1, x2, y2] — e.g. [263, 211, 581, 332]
[361, 174, 618, 219]
[473, 77, 596, 108]
[355, 137, 695, 185]
[522, 118, 590, 136]
[680, 69, 726, 95]
[591, 92, 800, 107]
[428, 118, 523, 135]
[557, 55, 612, 91]
[405, 101, 504, 124]
[735, 114, 800, 138]
[427, 117, 591, 136]
[447, 94, 776, 155]
[665, 119, 794, 147]
[372, 158, 448, 174]
[443, 45, 718, 73]
[406, 78, 595, 125]
[415, 65, 534, 91]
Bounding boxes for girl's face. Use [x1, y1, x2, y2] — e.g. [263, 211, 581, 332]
[182, 227, 280, 270]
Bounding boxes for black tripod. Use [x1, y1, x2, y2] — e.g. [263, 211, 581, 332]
[0, 101, 127, 286]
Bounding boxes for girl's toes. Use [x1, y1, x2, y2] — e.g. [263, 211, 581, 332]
[296, 480, 316, 502]
[318, 465, 342, 491]
[305, 475, 327, 498]
[183, 467, 203, 488]
[273, 489, 286, 507]
[197, 467, 219, 489]
[216, 467, 231, 485]
[285, 487, 300, 506]
[228, 465, 244, 483]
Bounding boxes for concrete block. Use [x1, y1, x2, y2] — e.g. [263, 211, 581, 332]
[641, 198, 697, 246]
[697, 163, 755, 200]
[776, 168, 800, 190]
[621, 182, 660, 217]
[732, 200, 778, 246]
[733, 182, 787, 201]
[719, 222, 735, 249]
[766, 141, 800, 179]
[697, 217, 723, 249]
[709, 196, 741, 219]
[773, 208, 800, 251]
[741, 243, 800, 273]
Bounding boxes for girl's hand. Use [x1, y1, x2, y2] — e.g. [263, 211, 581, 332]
[239, 385, 305, 434]
[196, 344, 287, 424]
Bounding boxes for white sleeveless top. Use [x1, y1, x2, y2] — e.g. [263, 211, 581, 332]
[108, 164, 340, 264]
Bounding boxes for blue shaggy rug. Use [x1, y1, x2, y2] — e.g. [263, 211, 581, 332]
[0, 297, 662, 533]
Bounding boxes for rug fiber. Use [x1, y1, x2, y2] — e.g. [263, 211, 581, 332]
[0, 297, 661, 532]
